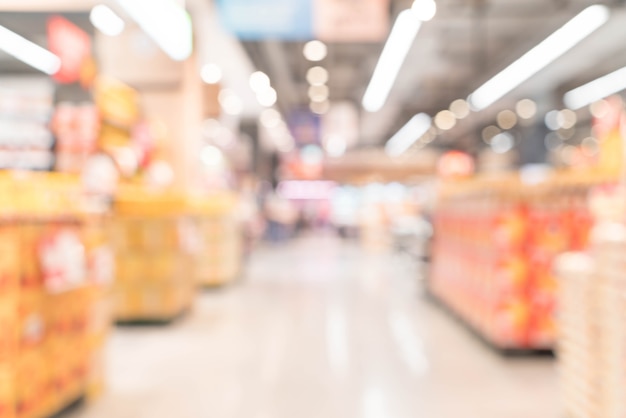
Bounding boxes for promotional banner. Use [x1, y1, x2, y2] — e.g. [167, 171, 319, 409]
[217, 0, 389, 41]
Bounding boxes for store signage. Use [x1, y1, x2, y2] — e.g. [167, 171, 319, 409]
[47, 16, 92, 84]
[216, 0, 314, 40]
[314, 0, 389, 42]
[217, 0, 389, 41]
[288, 110, 320, 146]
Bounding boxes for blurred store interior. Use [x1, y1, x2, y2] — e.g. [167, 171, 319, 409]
[0, 0, 626, 417]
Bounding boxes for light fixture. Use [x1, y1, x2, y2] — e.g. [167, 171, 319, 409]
[219, 89, 243, 116]
[325, 135, 347, 157]
[116, 0, 192, 61]
[468, 5, 609, 111]
[435, 110, 456, 131]
[590, 99, 610, 118]
[558, 109, 577, 129]
[385, 113, 432, 157]
[0, 25, 61, 75]
[90, 4, 125, 37]
[201, 145, 224, 167]
[545, 110, 561, 130]
[249, 71, 270, 93]
[310, 100, 330, 115]
[308, 85, 329, 102]
[303, 40, 327, 62]
[564, 65, 626, 110]
[497, 110, 518, 130]
[257, 87, 277, 107]
[491, 132, 515, 154]
[201, 63, 222, 84]
[307, 66, 329, 86]
[362, 10, 422, 113]
[450, 99, 470, 119]
[482, 125, 500, 144]
[516, 99, 537, 119]
[260, 109, 281, 128]
[411, 0, 437, 22]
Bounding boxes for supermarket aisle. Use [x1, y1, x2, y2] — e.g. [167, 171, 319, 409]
[70, 235, 560, 418]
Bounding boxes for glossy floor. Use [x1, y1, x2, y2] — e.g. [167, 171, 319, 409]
[69, 234, 561, 418]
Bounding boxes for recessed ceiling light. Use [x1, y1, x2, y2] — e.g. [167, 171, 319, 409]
[303, 40, 327, 62]
[201, 63, 222, 84]
[307, 66, 329, 86]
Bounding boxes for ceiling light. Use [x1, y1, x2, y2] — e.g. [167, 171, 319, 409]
[303, 40, 327, 62]
[362, 10, 422, 113]
[307, 66, 329, 86]
[450, 99, 470, 119]
[219, 90, 243, 116]
[435, 110, 456, 130]
[516, 99, 537, 119]
[497, 110, 518, 130]
[201, 145, 224, 167]
[545, 110, 561, 130]
[385, 113, 432, 157]
[325, 135, 347, 158]
[310, 100, 330, 115]
[558, 109, 577, 129]
[90, 4, 125, 37]
[491, 132, 514, 154]
[0, 24, 61, 75]
[308, 85, 329, 102]
[482, 125, 500, 144]
[411, 0, 437, 22]
[468, 5, 609, 111]
[590, 99, 610, 118]
[249, 71, 270, 93]
[564, 65, 626, 110]
[257, 87, 277, 107]
[201, 63, 222, 84]
[117, 0, 192, 61]
[260, 108, 281, 128]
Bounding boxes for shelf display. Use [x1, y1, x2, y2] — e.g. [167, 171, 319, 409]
[110, 186, 194, 322]
[556, 222, 626, 418]
[187, 194, 243, 287]
[51, 102, 100, 174]
[430, 172, 608, 349]
[0, 79, 55, 171]
[0, 172, 112, 418]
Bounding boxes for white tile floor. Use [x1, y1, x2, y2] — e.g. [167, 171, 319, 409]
[68, 234, 561, 418]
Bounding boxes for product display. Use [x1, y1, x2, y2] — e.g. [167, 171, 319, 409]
[0, 79, 55, 171]
[187, 194, 243, 287]
[110, 186, 195, 322]
[430, 172, 607, 349]
[556, 222, 626, 418]
[51, 102, 100, 174]
[0, 172, 112, 418]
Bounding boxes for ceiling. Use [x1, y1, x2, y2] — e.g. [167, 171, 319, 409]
[1, 0, 626, 156]
[240, 0, 626, 152]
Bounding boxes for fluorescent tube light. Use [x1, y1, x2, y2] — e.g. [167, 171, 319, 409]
[117, 0, 192, 61]
[564, 66, 626, 110]
[385, 113, 432, 157]
[0, 24, 60, 75]
[468, 4, 609, 111]
[362, 10, 422, 113]
[90, 4, 125, 37]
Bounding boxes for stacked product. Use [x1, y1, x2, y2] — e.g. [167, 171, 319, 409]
[431, 177, 529, 348]
[187, 194, 243, 287]
[430, 173, 604, 349]
[0, 172, 112, 418]
[556, 222, 626, 418]
[0, 79, 55, 171]
[110, 186, 194, 322]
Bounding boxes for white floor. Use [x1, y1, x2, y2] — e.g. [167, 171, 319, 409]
[68, 234, 561, 418]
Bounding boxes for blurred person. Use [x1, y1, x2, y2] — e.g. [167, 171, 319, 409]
[263, 189, 298, 243]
